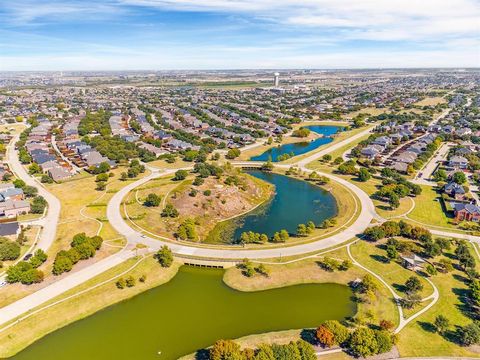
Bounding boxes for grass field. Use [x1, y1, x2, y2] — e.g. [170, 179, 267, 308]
[396, 243, 480, 357]
[407, 185, 457, 229]
[0, 256, 181, 358]
[414, 97, 447, 106]
[350, 240, 433, 299]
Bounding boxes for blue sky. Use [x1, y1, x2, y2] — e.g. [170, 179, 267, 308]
[0, 0, 479, 70]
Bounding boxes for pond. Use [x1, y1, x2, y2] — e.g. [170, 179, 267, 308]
[208, 171, 338, 243]
[12, 266, 356, 360]
[250, 125, 343, 162]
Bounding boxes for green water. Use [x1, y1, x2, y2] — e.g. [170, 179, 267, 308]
[12, 266, 356, 360]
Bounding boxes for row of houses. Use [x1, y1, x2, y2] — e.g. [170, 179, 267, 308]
[24, 118, 75, 182]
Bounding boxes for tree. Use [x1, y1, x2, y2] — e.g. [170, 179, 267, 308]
[322, 154, 332, 162]
[173, 169, 188, 181]
[96, 181, 107, 191]
[386, 245, 398, 261]
[347, 328, 379, 358]
[96, 173, 109, 182]
[23, 185, 38, 197]
[360, 274, 378, 293]
[433, 169, 447, 182]
[374, 330, 393, 354]
[41, 174, 54, 183]
[379, 319, 395, 331]
[295, 340, 316, 360]
[434, 315, 450, 334]
[161, 204, 179, 218]
[426, 264, 438, 276]
[154, 246, 173, 267]
[125, 275, 136, 287]
[0, 238, 20, 261]
[52, 255, 73, 275]
[210, 340, 243, 360]
[358, 168, 371, 182]
[144, 193, 161, 207]
[457, 322, 480, 346]
[405, 276, 423, 294]
[316, 325, 335, 347]
[116, 278, 126, 289]
[31, 196, 47, 214]
[297, 224, 308, 236]
[323, 320, 349, 344]
[225, 148, 241, 159]
[452, 171, 467, 184]
[28, 163, 41, 175]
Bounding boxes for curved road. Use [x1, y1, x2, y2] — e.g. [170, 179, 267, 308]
[106, 164, 377, 259]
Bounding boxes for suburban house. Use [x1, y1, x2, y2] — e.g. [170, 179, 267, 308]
[453, 203, 480, 222]
[444, 182, 466, 200]
[0, 221, 20, 237]
[448, 156, 468, 169]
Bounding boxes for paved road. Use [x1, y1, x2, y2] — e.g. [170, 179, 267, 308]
[6, 134, 61, 252]
[412, 143, 451, 186]
[0, 249, 134, 326]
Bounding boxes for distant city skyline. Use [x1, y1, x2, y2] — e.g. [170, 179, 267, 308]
[0, 0, 479, 71]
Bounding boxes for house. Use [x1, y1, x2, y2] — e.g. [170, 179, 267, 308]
[0, 200, 30, 218]
[0, 187, 24, 201]
[448, 156, 468, 169]
[389, 162, 409, 174]
[361, 146, 380, 159]
[392, 151, 417, 164]
[48, 166, 73, 182]
[453, 203, 480, 222]
[0, 221, 20, 236]
[373, 136, 392, 147]
[444, 182, 466, 200]
[401, 254, 426, 271]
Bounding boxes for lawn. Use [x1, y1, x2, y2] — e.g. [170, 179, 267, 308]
[414, 97, 447, 106]
[350, 240, 433, 299]
[396, 244, 480, 357]
[0, 256, 181, 358]
[342, 107, 386, 120]
[407, 185, 457, 229]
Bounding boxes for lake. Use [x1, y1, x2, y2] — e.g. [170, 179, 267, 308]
[208, 171, 338, 243]
[250, 125, 343, 162]
[12, 266, 356, 360]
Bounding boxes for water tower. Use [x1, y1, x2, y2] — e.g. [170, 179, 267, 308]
[273, 72, 280, 87]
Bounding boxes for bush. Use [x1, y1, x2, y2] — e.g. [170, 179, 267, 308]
[116, 278, 126, 289]
[125, 276, 136, 287]
[31, 196, 47, 214]
[457, 322, 480, 346]
[323, 320, 349, 344]
[210, 340, 242, 360]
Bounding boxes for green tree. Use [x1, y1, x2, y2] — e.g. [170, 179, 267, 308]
[434, 315, 450, 334]
[405, 276, 423, 294]
[161, 204, 179, 218]
[452, 171, 467, 184]
[210, 339, 243, 360]
[297, 224, 308, 236]
[225, 148, 241, 159]
[358, 167, 371, 182]
[154, 246, 173, 267]
[144, 193, 161, 207]
[347, 328, 379, 357]
[174, 169, 188, 181]
[0, 238, 20, 261]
